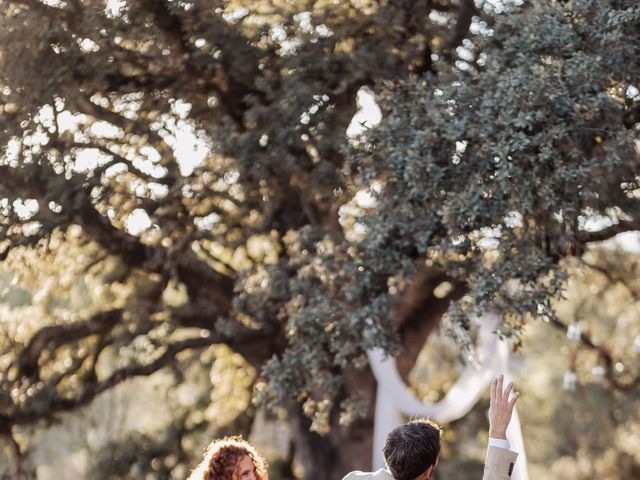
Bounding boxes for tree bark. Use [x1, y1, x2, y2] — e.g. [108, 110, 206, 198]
[286, 364, 377, 480]
[395, 268, 465, 382]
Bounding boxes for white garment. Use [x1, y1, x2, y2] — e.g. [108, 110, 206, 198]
[488, 438, 511, 450]
[367, 311, 528, 480]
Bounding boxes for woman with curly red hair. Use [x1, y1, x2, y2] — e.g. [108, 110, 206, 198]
[187, 436, 269, 480]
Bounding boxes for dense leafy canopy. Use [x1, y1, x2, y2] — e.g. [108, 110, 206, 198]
[265, 0, 640, 419]
[0, 0, 639, 478]
[350, 0, 640, 347]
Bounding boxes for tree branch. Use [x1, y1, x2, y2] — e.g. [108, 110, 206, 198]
[395, 267, 465, 381]
[64, 141, 168, 184]
[136, 0, 258, 127]
[2, 328, 270, 428]
[582, 260, 640, 302]
[443, 0, 477, 53]
[14, 308, 123, 379]
[576, 219, 640, 243]
[548, 318, 640, 392]
[70, 95, 167, 147]
[1, 162, 235, 311]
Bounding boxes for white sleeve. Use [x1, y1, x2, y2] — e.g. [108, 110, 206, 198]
[488, 437, 511, 450]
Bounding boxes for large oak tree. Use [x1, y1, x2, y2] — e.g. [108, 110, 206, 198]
[1, 0, 639, 478]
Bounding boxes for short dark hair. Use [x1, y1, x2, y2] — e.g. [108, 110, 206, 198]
[382, 419, 442, 480]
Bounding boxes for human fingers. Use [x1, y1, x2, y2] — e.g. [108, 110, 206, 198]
[509, 391, 520, 408]
[491, 377, 497, 403]
[496, 375, 504, 399]
[503, 382, 514, 402]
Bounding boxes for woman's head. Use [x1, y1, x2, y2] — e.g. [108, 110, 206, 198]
[188, 436, 268, 480]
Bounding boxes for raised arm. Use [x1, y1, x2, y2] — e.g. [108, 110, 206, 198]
[483, 375, 520, 480]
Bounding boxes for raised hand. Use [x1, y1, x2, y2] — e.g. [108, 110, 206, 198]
[488, 375, 519, 439]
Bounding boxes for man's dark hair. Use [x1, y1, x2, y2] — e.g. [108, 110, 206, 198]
[382, 419, 442, 480]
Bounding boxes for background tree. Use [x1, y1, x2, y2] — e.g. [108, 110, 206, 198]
[515, 247, 640, 480]
[0, 0, 639, 478]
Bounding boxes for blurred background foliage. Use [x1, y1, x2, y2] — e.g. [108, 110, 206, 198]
[2, 243, 639, 478]
[0, 0, 639, 478]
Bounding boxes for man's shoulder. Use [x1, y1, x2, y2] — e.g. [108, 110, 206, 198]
[341, 468, 394, 480]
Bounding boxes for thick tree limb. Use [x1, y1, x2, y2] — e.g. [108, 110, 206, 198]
[136, 0, 261, 127]
[0, 165, 48, 199]
[395, 267, 465, 381]
[2, 327, 270, 429]
[443, 0, 477, 53]
[69, 95, 167, 148]
[65, 141, 170, 184]
[14, 308, 123, 379]
[1, 161, 235, 317]
[576, 219, 640, 243]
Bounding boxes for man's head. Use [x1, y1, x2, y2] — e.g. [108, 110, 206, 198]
[382, 418, 442, 480]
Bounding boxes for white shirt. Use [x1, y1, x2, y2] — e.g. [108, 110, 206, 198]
[488, 437, 511, 450]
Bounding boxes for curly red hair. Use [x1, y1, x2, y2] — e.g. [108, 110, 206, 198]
[188, 436, 268, 480]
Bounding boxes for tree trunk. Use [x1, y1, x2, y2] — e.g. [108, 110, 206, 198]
[283, 268, 464, 479]
[395, 268, 465, 381]
[286, 364, 377, 480]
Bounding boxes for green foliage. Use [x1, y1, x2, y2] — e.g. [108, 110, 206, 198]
[0, 0, 639, 477]
[266, 0, 640, 424]
[349, 0, 640, 350]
